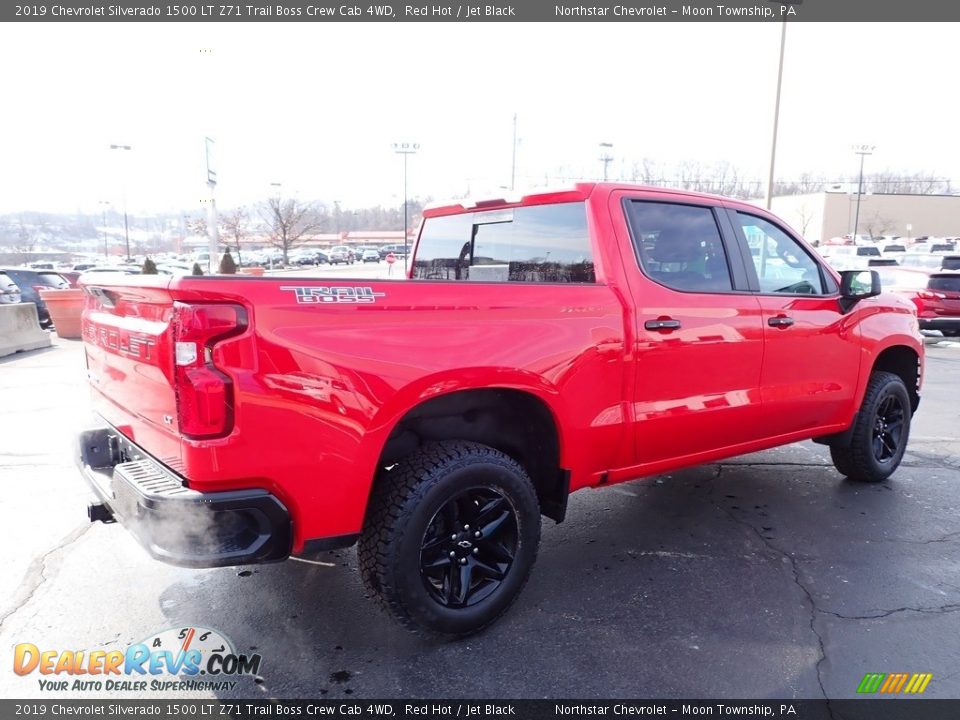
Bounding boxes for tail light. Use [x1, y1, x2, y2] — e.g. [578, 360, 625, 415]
[918, 290, 945, 300]
[172, 302, 247, 438]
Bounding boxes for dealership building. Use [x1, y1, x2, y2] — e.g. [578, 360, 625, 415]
[757, 191, 960, 244]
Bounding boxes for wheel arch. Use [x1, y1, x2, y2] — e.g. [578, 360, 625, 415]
[869, 342, 922, 413]
[366, 383, 569, 523]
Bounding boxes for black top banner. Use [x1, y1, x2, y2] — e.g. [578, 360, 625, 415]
[6, 0, 960, 22]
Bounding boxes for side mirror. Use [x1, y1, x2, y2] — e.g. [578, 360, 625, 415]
[839, 269, 881, 313]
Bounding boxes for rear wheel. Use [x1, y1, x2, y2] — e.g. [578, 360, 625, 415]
[358, 441, 541, 636]
[830, 371, 911, 483]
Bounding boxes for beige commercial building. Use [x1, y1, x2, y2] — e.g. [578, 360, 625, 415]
[755, 192, 960, 244]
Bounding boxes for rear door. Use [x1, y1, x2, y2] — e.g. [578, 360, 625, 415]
[728, 208, 861, 436]
[610, 191, 766, 465]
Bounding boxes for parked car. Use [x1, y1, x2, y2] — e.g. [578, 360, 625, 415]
[361, 249, 380, 263]
[328, 246, 355, 265]
[60, 271, 82, 287]
[76, 182, 924, 637]
[378, 243, 409, 259]
[875, 267, 960, 336]
[0, 271, 22, 305]
[819, 244, 882, 270]
[899, 254, 945, 271]
[0, 267, 70, 327]
[79, 266, 141, 277]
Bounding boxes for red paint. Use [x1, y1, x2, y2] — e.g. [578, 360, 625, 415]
[78, 184, 925, 553]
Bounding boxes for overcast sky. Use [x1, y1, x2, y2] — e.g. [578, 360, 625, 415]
[1, 22, 958, 215]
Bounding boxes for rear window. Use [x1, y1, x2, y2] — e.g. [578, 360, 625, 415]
[36, 272, 69, 288]
[941, 257, 960, 271]
[883, 245, 905, 253]
[857, 247, 881, 256]
[929, 275, 960, 293]
[930, 243, 954, 253]
[412, 202, 595, 283]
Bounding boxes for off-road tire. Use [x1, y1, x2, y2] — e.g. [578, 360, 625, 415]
[830, 371, 912, 483]
[357, 441, 541, 637]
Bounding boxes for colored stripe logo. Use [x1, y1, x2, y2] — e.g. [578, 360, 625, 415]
[857, 673, 933, 694]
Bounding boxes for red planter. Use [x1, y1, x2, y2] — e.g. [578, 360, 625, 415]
[39, 288, 84, 339]
[240, 267, 265, 276]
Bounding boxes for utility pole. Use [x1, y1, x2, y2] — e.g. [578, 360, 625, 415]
[599, 142, 614, 181]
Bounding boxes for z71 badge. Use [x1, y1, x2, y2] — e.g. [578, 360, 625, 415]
[280, 286, 386, 304]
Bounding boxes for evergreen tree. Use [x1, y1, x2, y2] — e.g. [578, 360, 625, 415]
[219, 250, 237, 274]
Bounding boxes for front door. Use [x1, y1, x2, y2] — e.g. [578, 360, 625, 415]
[730, 209, 861, 436]
[613, 194, 766, 466]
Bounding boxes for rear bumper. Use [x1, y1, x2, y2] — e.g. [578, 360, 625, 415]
[919, 317, 960, 332]
[76, 423, 292, 568]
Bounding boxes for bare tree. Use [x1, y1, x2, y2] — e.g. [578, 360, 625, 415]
[795, 202, 815, 238]
[258, 197, 322, 264]
[864, 210, 895, 239]
[220, 207, 251, 266]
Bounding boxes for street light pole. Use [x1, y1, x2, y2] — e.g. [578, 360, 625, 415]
[852, 144, 876, 242]
[392, 142, 419, 261]
[109, 144, 132, 260]
[205, 137, 219, 273]
[98, 200, 110, 258]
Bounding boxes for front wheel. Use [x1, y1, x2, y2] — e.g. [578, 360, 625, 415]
[358, 441, 541, 637]
[830, 371, 912, 483]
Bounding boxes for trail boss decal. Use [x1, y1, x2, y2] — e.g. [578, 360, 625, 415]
[280, 286, 386, 304]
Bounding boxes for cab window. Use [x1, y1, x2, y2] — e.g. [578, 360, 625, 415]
[737, 213, 826, 295]
[625, 201, 733, 292]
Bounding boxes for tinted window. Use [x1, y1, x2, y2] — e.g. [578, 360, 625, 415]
[625, 201, 732, 292]
[857, 247, 881, 257]
[883, 245, 906, 253]
[930, 243, 954, 252]
[941, 257, 960, 271]
[928, 275, 960, 293]
[412, 202, 595, 283]
[737, 213, 825, 295]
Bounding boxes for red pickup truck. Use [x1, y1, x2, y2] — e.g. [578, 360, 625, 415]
[77, 183, 923, 636]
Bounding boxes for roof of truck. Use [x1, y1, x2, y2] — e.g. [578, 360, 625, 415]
[421, 182, 739, 218]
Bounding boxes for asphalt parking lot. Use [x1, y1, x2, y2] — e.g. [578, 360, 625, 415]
[1, 318, 959, 701]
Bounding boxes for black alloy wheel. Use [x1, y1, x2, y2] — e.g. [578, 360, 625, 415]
[872, 394, 905, 463]
[419, 487, 518, 608]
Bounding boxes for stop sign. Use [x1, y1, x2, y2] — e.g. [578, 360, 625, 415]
[386, 253, 396, 265]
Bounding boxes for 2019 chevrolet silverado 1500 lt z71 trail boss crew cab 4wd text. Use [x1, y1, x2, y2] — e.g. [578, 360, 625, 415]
[76, 183, 923, 636]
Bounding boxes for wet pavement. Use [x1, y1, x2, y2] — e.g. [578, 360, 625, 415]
[1, 336, 958, 700]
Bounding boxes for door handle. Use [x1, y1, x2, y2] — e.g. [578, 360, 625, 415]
[644, 318, 682, 331]
[768, 316, 795, 328]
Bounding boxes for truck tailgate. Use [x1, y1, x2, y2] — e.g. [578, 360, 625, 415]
[81, 279, 183, 471]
